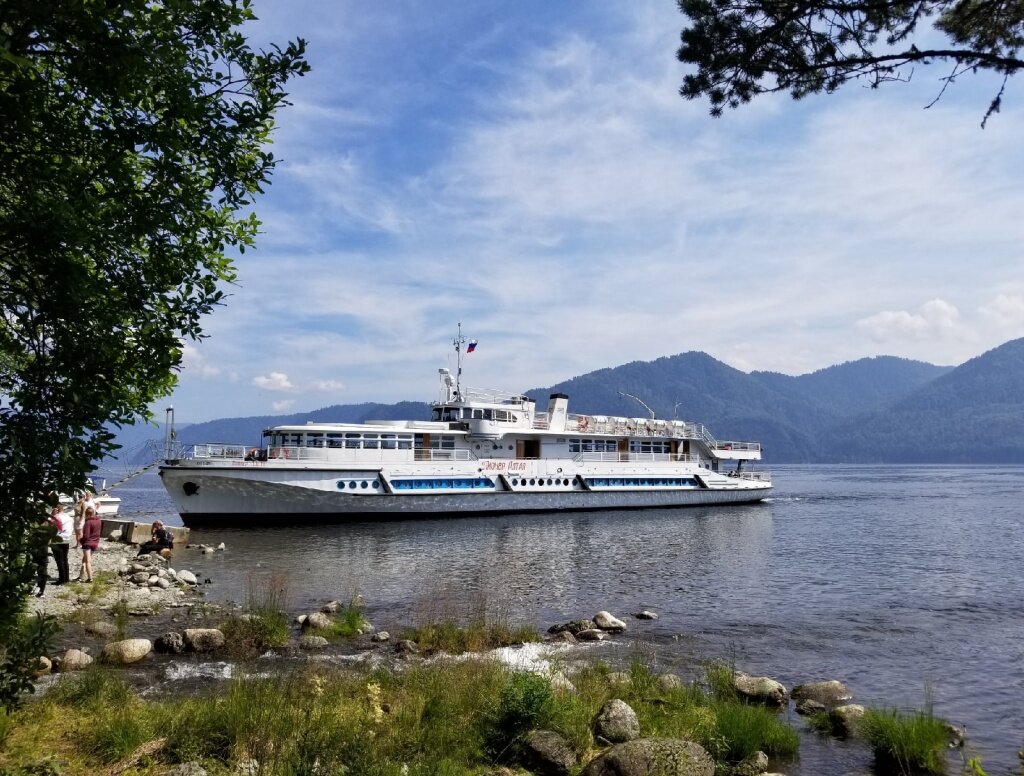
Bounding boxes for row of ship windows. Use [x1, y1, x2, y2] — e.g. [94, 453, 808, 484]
[588, 477, 699, 487]
[273, 434, 456, 450]
[433, 407, 520, 423]
[567, 439, 674, 453]
[392, 478, 494, 490]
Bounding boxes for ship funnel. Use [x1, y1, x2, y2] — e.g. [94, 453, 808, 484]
[546, 393, 569, 432]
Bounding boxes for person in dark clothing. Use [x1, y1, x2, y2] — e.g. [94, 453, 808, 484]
[138, 520, 174, 555]
[78, 507, 101, 582]
[49, 505, 72, 585]
[33, 511, 58, 596]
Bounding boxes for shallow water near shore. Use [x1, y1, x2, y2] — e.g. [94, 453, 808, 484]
[102, 463, 1024, 774]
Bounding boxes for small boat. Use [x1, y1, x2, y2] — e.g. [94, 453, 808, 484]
[159, 331, 771, 527]
[59, 479, 121, 516]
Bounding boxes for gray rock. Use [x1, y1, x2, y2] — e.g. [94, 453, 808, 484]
[795, 698, 826, 716]
[828, 704, 866, 737]
[101, 638, 152, 665]
[148, 575, 161, 586]
[108, 529, 123, 541]
[371, 631, 390, 642]
[299, 635, 329, 650]
[321, 600, 342, 613]
[522, 730, 578, 775]
[594, 611, 627, 632]
[551, 630, 578, 644]
[59, 648, 94, 671]
[395, 639, 419, 654]
[791, 680, 852, 706]
[156, 577, 171, 589]
[131, 571, 150, 584]
[155, 632, 185, 654]
[161, 763, 207, 776]
[33, 656, 52, 676]
[176, 569, 198, 585]
[576, 629, 610, 641]
[732, 750, 769, 776]
[548, 619, 596, 636]
[216, 542, 226, 551]
[657, 674, 682, 691]
[945, 722, 965, 748]
[594, 698, 641, 744]
[634, 610, 659, 620]
[581, 738, 714, 776]
[607, 671, 631, 686]
[733, 672, 788, 706]
[295, 614, 307, 626]
[303, 612, 331, 630]
[550, 673, 577, 693]
[184, 628, 226, 652]
[84, 620, 118, 638]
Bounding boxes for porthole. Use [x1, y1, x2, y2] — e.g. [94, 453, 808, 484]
[336, 481, 345, 490]
[372, 481, 380, 489]
[360, 481, 368, 489]
[348, 481, 357, 489]
[529, 478, 536, 486]
[512, 479, 519, 486]
[546, 479, 553, 486]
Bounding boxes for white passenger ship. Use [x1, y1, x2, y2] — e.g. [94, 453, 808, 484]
[160, 339, 771, 527]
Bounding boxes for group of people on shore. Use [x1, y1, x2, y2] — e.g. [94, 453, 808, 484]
[34, 491, 102, 597]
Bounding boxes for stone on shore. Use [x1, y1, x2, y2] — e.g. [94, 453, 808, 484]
[183, 628, 225, 653]
[657, 674, 682, 691]
[84, 620, 118, 638]
[395, 639, 419, 654]
[593, 611, 627, 632]
[577, 629, 610, 642]
[733, 672, 788, 706]
[176, 570, 198, 585]
[321, 600, 342, 613]
[593, 699, 641, 744]
[791, 680, 852, 706]
[161, 763, 208, 776]
[33, 656, 52, 676]
[581, 738, 714, 776]
[59, 648, 94, 671]
[102, 638, 152, 665]
[371, 631, 390, 642]
[300, 635, 328, 650]
[795, 698, 826, 716]
[522, 730, 578, 775]
[732, 751, 769, 776]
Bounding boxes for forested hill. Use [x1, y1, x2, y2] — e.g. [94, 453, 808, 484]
[115, 337, 1024, 463]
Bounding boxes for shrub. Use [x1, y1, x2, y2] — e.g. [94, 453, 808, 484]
[483, 671, 554, 761]
[708, 700, 799, 763]
[862, 706, 951, 775]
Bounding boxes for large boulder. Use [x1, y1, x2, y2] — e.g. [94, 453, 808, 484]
[101, 638, 152, 665]
[594, 611, 627, 633]
[176, 570, 198, 585]
[791, 680, 851, 706]
[183, 628, 225, 653]
[594, 699, 641, 744]
[576, 629, 610, 642]
[733, 672, 788, 706]
[522, 729, 578, 775]
[59, 648, 94, 671]
[299, 635, 328, 650]
[581, 738, 714, 776]
[732, 751, 769, 776]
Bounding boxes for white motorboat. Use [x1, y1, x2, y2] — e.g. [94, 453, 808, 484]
[160, 334, 771, 527]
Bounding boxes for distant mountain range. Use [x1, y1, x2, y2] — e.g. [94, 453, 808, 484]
[113, 337, 1024, 464]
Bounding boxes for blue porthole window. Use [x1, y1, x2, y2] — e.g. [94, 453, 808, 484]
[360, 481, 368, 489]
[349, 481, 357, 489]
[336, 481, 346, 490]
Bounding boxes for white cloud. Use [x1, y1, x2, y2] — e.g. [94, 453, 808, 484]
[856, 299, 963, 342]
[271, 400, 296, 412]
[979, 294, 1024, 329]
[311, 379, 346, 392]
[253, 372, 295, 392]
[181, 343, 221, 378]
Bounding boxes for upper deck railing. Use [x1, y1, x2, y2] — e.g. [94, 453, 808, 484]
[565, 415, 760, 453]
[187, 445, 477, 463]
[456, 386, 532, 406]
[575, 452, 703, 464]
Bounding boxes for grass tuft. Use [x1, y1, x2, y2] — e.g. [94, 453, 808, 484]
[863, 705, 951, 775]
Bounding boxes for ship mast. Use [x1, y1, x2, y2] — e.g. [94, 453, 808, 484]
[453, 323, 466, 401]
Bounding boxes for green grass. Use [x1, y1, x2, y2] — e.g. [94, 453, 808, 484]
[862, 706, 951, 775]
[324, 602, 371, 640]
[402, 618, 540, 654]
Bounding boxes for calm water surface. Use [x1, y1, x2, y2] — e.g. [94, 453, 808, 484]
[106, 464, 1024, 774]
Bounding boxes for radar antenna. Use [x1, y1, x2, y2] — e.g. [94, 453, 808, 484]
[453, 323, 466, 400]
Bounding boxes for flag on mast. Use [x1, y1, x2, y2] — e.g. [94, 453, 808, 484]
[466, 340, 478, 353]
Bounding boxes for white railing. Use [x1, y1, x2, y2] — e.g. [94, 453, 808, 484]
[575, 452, 703, 464]
[413, 449, 477, 462]
[460, 386, 531, 406]
[189, 445, 478, 463]
[716, 440, 762, 453]
[191, 444, 248, 460]
[736, 471, 771, 482]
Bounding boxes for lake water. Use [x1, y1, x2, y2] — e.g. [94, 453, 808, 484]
[102, 464, 1024, 774]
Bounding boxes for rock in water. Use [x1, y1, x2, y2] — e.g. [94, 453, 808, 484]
[184, 628, 225, 653]
[733, 672, 788, 706]
[791, 679, 852, 706]
[593, 699, 641, 744]
[101, 639, 152, 665]
[593, 611, 627, 632]
[299, 635, 328, 650]
[59, 648, 94, 671]
[176, 569, 198, 585]
[304, 612, 331, 630]
[155, 632, 185, 654]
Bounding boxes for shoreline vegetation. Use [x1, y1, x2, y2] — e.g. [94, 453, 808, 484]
[2, 540, 1021, 776]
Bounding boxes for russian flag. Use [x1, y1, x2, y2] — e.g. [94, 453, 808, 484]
[466, 340, 478, 353]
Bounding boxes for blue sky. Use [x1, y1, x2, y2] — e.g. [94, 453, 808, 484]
[166, 0, 1024, 422]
